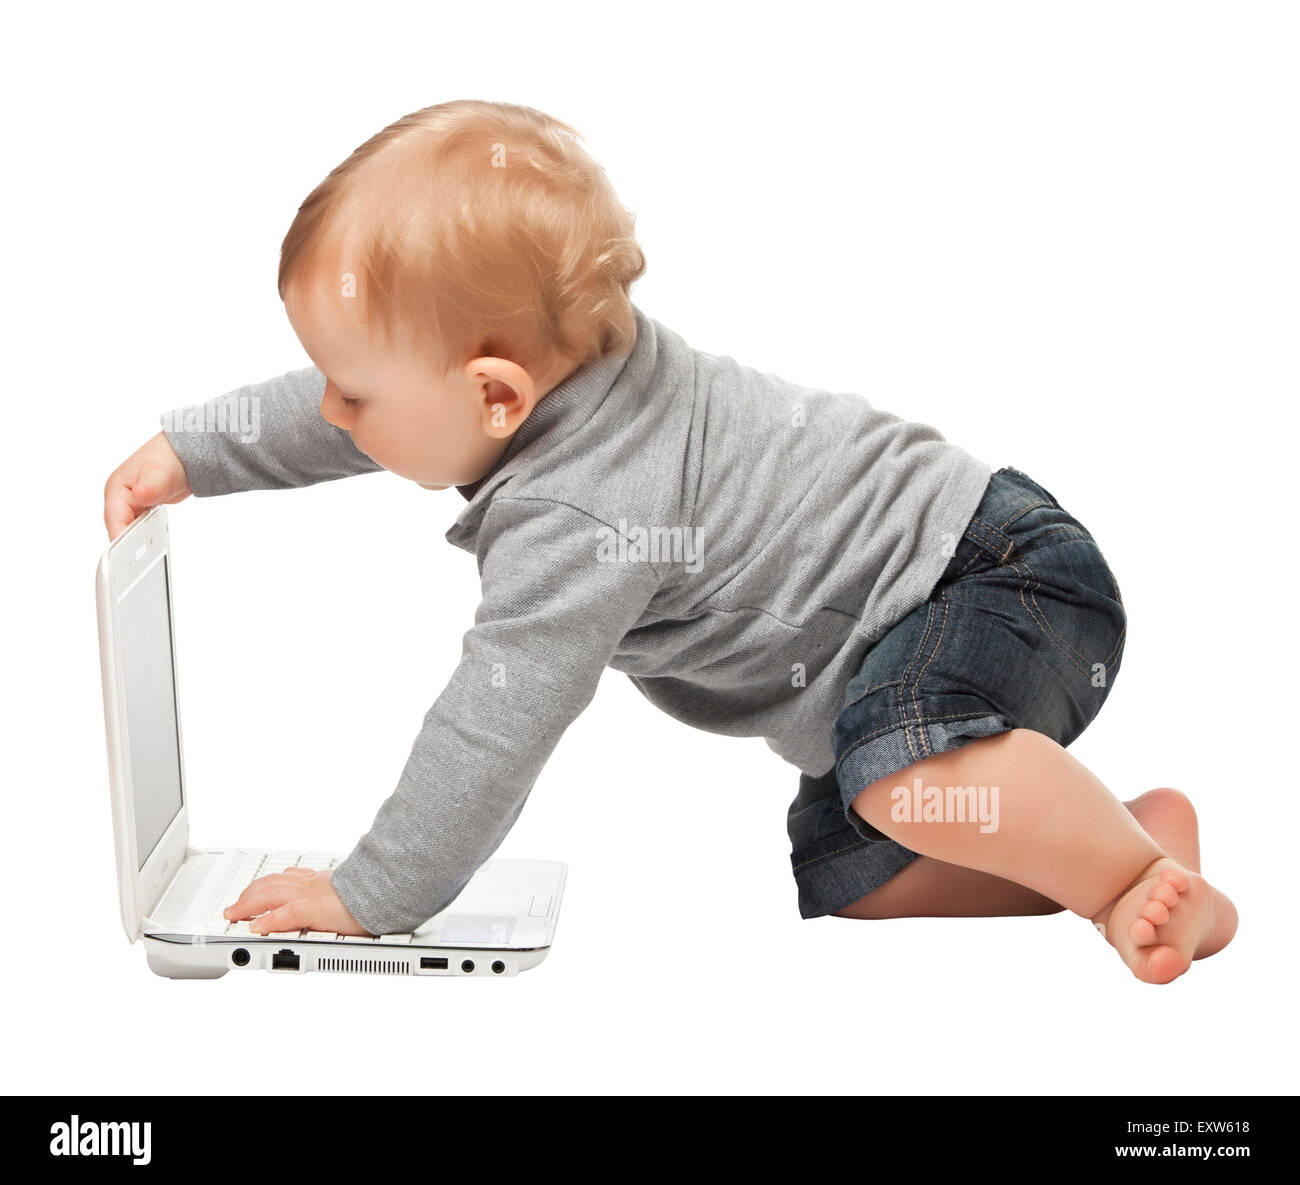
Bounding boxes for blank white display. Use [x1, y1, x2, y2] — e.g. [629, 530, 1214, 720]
[117, 557, 184, 869]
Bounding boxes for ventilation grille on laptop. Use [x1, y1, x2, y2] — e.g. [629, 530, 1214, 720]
[317, 956, 411, 975]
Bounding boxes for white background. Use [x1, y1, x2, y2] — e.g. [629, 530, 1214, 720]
[3, 0, 1296, 1095]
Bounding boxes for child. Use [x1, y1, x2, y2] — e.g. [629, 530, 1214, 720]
[103, 99, 1236, 983]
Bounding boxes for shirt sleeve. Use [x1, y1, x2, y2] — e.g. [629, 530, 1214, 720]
[328, 495, 663, 936]
[160, 366, 382, 495]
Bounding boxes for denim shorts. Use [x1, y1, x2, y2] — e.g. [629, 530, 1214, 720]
[786, 466, 1127, 919]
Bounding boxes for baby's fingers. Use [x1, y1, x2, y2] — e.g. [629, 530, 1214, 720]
[103, 432, 192, 541]
[249, 898, 313, 935]
[103, 483, 142, 542]
[223, 874, 311, 921]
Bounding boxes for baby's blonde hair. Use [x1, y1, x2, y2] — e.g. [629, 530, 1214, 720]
[278, 99, 646, 379]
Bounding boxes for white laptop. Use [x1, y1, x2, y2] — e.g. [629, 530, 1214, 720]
[96, 505, 566, 980]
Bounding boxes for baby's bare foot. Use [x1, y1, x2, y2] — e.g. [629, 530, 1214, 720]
[1092, 856, 1237, 984]
[1124, 787, 1200, 872]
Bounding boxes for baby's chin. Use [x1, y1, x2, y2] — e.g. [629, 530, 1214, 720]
[417, 481, 452, 491]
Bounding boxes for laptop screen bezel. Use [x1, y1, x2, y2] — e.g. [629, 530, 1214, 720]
[99, 506, 190, 937]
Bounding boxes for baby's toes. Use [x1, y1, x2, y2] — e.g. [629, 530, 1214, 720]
[1160, 868, 1189, 893]
[1130, 878, 1185, 945]
[1150, 880, 1181, 909]
[1130, 915, 1158, 945]
[1139, 943, 1191, 985]
[1141, 899, 1171, 926]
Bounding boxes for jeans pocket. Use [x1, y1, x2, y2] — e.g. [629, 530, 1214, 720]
[1011, 537, 1127, 693]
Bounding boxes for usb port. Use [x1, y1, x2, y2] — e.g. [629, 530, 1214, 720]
[420, 957, 448, 970]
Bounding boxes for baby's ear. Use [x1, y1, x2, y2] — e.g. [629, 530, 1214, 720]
[465, 356, 539, 439]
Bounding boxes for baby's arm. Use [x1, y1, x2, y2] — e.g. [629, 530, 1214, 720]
[103, 367, 380, 538]
[228, 495, 664, 936]
[159, 366, 380, 495]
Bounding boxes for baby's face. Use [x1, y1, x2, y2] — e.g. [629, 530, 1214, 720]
[283, 277, 524, 490]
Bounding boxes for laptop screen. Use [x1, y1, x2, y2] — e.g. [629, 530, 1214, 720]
[117, 554, 185, 870]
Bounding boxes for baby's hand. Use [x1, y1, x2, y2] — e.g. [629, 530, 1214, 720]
[223, 868, 372, 937]
[103, 431, 193, 541]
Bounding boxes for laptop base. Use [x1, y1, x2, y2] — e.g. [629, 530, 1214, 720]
[141, 934, 551, 979]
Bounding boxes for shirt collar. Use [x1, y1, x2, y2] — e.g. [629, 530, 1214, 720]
[444, 303, 646, 547]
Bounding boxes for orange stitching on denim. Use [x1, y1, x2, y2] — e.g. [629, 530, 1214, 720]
[1013, 558, 1093, 680]
[942, 533, 986, 582]
[846, 677, 903, 708]
[909, 596, 951, 760]
[1022, 550, 1125, 679]
[1016, 525, 1091, 550]
[842, 662, 907, 709]
[1013, 559, 1079, 673]
[999, 499, 1051, 532]
[955, 524, 1091, 583]
[965, 515, 1015, 562]
[1101, 620, 1127, 671]
[791, 836, 874, 872]
[954, 547, 984, 578]
[897, 601, 937, 766]
[834, 709, 1008, 763]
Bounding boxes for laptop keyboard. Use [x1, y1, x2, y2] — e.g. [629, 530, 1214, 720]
[207, 851, 415, 943]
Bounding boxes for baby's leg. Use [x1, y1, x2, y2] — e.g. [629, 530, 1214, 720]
[833, 857, 1062, 918]
[833, 787, 1200, 919]
[847, 729, 1237, 983]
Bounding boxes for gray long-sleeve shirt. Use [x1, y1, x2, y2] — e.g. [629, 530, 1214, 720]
[162, 304, 993, 934]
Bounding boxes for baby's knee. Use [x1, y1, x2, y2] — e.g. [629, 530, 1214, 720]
[850, 727, 1054, 826]
[999, 726, 1061, 756]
